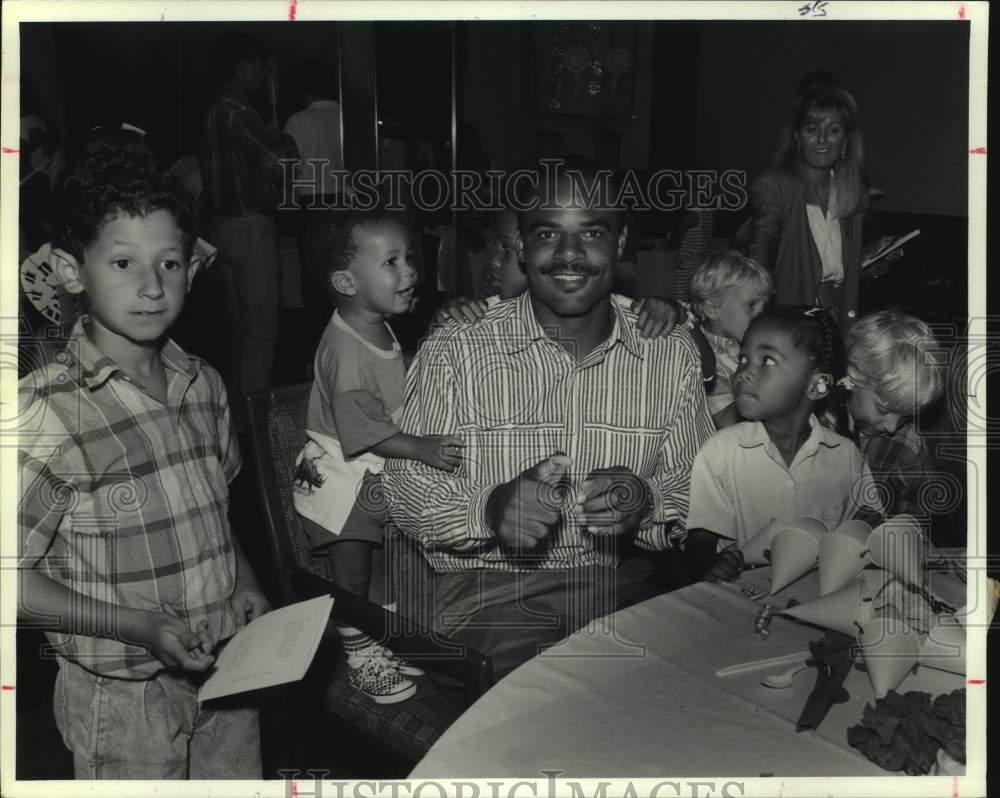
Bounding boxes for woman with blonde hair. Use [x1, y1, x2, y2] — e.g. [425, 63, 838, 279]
[745, 83, 868, 332]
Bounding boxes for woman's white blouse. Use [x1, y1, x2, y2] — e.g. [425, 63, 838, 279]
[805, 179, 844, 285]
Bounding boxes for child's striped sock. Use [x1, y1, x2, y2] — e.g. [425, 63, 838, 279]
[336, 624, 378, 659]
[381, 604, 425, 676]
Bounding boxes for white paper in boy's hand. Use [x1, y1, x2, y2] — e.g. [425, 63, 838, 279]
[198, 595, 334, 702]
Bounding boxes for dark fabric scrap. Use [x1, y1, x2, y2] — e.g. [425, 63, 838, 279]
[847, 688, 966, 773]
[795, 630, 854, 732]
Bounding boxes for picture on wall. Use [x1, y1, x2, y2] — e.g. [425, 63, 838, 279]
[528, 21, 638, 117]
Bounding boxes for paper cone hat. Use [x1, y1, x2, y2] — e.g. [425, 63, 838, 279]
[862, 568, 893, 600]
[785, 516, 830, 538]
[741, 517, 828, 569]
[740, 520, 780, 566]
[919, 616, 965, 675]
[869, 515, 926, 587]
[770, 524, 825, 594]
[875, 577, 936, 634]
[819, 532, 871, 595]
[858, 616, 921, 698]
[834, 519, 873, 545]
[781, 579, 872, 635]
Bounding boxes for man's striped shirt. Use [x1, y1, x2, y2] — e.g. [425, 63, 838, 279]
[383, 293, 715, 572]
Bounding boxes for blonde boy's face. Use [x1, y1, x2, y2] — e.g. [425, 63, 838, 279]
[712, 282, 770, 341]
[849, 383, 907, 437]
[57, 209, 194, 352]
[342, 219, 418, 316]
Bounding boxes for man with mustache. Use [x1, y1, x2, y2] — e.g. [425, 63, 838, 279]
[384, 160, 715, 678]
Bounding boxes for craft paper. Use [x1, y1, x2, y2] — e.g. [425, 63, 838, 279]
[834, 519, 873, 545]
[858, 616, 921, 698]
[919, 616, 965, 675]
[819, 531, 871, 595]
[740, 519, 779, 566]
[868, 515, 926, 588]
[770, 524, 826, 594]
[741, 516, 828, 568]
[781, 579, 873, 636]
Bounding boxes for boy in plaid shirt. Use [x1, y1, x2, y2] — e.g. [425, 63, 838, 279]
[844, 310, 947, 524]
[17, 141, 268, 778]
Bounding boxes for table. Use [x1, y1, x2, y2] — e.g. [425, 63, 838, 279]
[410, 567, 964, 778]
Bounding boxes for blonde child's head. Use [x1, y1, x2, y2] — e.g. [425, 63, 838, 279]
[690, 251, 773, 341]
[845, 310, 946, 436]
[307, 208, 417, 318]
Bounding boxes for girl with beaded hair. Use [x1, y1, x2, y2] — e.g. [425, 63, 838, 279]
[684, 306, 883, 582]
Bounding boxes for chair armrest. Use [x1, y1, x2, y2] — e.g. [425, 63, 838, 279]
[291, 568, 494, 703]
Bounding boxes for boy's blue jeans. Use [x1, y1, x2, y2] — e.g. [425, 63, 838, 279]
[53, 660, 261, 779]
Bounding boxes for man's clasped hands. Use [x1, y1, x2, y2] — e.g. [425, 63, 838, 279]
[484, 453, 654, 553]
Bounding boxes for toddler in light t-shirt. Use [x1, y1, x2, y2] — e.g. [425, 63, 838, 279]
[293, 207, 464, 704]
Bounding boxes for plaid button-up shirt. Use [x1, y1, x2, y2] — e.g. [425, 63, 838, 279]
[202, 89, 296, 218]
[18, 319, 241, 679]
[859, 422, 936, 521]
[384, 293, 715, 572]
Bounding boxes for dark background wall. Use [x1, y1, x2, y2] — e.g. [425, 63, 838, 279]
[455, 20, 968, 218]
[692, 21, 969, 218]
[22, 22, 338, 165]
[21, 21, 455, 176]
[23, 20, 968, 221]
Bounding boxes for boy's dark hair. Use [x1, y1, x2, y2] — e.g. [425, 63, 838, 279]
[53, 140, 198, 263]
[748, 305, 849, 435]
[213, 31, 268, 85]
[304, 207, 411, 299]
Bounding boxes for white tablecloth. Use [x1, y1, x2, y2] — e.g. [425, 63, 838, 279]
[411, 567, 964, 778]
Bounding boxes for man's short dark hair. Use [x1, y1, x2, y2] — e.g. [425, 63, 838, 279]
[515, 155, 625, 231]
[54, 140, 197, 263]
[213, 31, 268, 85]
